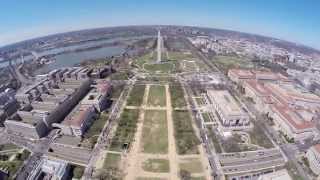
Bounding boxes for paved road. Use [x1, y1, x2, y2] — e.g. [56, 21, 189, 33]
[179, 38, 232, 180]
[228, 81, 311, 180]
[182, 37, 220, 73]
[6, 130, 58, 180]
[181, 79, 223, 180]
[242, 99, 311, 179]
[83, 79, 135, 179]
[183, 37, 312, 180]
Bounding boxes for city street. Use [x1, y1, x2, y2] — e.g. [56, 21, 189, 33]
[183, 37, 311, 180]
[83, 80, 134, 179]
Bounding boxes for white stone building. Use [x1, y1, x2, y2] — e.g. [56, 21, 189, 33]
[306, 144, 320, 175]
[257, 169, 292, 180]
[207, 90, 250, 131]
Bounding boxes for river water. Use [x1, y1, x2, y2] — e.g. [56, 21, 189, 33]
[35, 45, 125, 74]
[1, 35, 152, 70]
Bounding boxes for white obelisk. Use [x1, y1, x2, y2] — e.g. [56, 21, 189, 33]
[157, 30, 162, 63]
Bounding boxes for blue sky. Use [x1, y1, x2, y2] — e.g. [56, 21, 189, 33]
[1, 0, 320, 49]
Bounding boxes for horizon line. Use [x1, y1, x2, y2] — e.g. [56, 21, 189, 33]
[1, 24, 319, 52]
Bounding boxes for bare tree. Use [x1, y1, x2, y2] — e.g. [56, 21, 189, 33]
[180, 170, 191, 180]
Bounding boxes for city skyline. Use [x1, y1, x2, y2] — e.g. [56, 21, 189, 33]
[1, 0, 320, 50]
[1, 6, 320, 178]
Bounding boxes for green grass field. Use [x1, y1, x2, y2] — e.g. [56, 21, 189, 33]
[196, 60, 210, 72]
[147, 85, 166, 107]
[0, 160, 23, 178]
[144, 62, 175, 74]
[71, 165, 85, 179]
[126, 85, 146, 106]
[103, 153, 121, 169]
[221, 136, 258, 153]
[110, 71, 130, 80]
[136, 178, 166, 180]
[0, 149, 30, 180]
[0, 144, 19, 151]
[179, 158, 203, 173]
[182, 61, 198, 72]
[206, 126, 222, 153]
[111, 84, 125, 99]
[141, 110, 168, 154]
[194, 97, 205, 106]
[134, 52, 155, 68]
[249, 123, 274, 149]
[202, 113, 211, 123]
[170, 84, 187, 108]
[212, 55, 254, 73]
[82, 113, 108, 149]
[142, 158, 170, 173]
[173, 110, 200, 154]
[168, 51, 194, 61]
[138, 75, 176, 83]
[286, 161, 305, 180]
[110, 109, 140, 151]
[191, 177, 206, 180]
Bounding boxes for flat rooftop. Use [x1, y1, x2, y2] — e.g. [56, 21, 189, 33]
[53, 135, 81, 146]
[9, 111, 44, 126]
[229, 69, 254, 78]
[267, 83, 320, 103]
[49, 88, 75, 96]
[229, 69, 291, 82]
[245, 80, 271, 96]
[62, 105, 95, 128]
[270, 105, 315, 130]
[17, 78, 50, 94]
[31, 101, 59, 112]
[81, 90, 100, 102]
[59, 83, 81, 90]
[207, 90, 245, 116]
[245, 78, 318, 131]
[40, 94, 69, 104]
[259, 169, 292, 180]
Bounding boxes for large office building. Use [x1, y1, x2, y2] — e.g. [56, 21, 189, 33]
[257, 169, 292, 180]
[218, 148, 286, 180]
[306, 144, 320, 175]
[54, 80, 111, 137]
[0, 88, 19, 125]
[47, 135, 91, 166]
[15, 67, 92, 104]
[81, 80, 111, 112]
[228, 69, 291, 84]
[207, 90, 250, 132]
[5, 68, 93, 139]
[27, 157, 70, 180]
[242, 80, 273, 113]
[229, 69, 320, 142]
[41, 158, 69, 180]
[5, 109, 50, 139]
[269, 104, 317, 141]
[56, 105, 97, 137]
[266, 82, 320, 109]
[228, 69, 255, 83]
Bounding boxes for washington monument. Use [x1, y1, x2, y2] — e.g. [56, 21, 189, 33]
[157, 30, 162, 63]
